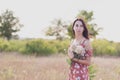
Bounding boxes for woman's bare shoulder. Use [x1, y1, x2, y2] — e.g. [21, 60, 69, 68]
[84, 39, 92, 49]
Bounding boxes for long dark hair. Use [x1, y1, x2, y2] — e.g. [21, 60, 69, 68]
[72, 18, 89, 39]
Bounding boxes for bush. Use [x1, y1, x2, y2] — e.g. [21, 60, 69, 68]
[52, 39, 70, 53]
[23, 39, 57, 55]
[92, 39, 117, 56]
[0, 38, 120, 57]
[0, 39, 9, 52]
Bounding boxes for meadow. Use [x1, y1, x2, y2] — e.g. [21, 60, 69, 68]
[0, 52, 120, 80]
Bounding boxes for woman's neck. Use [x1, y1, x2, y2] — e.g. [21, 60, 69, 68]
[75, 34, 84, 40]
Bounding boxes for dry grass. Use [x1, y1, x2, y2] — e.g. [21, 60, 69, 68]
[92, 57, 120, 80]
[0, 52, 120, 80]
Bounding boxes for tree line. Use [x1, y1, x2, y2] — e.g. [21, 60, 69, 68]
[0, 9, 102, 41]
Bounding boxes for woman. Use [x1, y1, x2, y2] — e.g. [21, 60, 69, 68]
[68, 18, 93, 80]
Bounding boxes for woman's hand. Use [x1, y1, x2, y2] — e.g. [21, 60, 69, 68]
[68, 48, 74, 59]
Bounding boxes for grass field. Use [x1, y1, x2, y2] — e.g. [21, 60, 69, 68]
[0, 52, 120, 80]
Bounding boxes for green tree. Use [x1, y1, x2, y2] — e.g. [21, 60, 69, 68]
[68, 10, 102, 39]
[0, 9, 23, 40]
[46, 19, 69, 40]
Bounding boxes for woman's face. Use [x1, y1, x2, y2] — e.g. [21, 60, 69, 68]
[73, 20, 84, 35]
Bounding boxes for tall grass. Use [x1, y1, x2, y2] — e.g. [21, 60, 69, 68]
[0, 53, 120, 80]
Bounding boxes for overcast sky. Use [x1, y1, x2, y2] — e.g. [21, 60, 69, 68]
[0, 0, 120, 42]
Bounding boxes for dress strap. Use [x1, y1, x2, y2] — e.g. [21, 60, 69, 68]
[81, 39, 86, 47]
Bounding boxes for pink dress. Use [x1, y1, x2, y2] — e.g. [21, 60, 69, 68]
[68, 39, 93, 80]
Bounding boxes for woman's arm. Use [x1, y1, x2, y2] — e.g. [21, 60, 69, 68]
[67, 40, 74, 59]
[72, 39, 93, 66]
[72, 56, 91, 66]
[68, 47, 74, 59]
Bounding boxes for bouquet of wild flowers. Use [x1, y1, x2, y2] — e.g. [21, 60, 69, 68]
[71, 44, 86, 59]
[66, 43, 86, 66]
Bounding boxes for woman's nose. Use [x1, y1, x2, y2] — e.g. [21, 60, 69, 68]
[77, 26, 80, 29]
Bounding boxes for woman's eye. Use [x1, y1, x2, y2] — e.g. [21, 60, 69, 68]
[76, 24, 79, 27]
[80, 25, 83, 27]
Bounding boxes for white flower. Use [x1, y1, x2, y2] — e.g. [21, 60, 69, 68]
[74, 63, 80, 69]
[75, 77, 81, 80]
[72, 45, 85, 55]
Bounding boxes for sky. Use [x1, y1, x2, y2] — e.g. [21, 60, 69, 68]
[0, 0, 120, 42]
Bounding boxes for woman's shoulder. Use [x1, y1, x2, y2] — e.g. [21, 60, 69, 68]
[82, 38, 89, 44]
[84, 38, 90, 43]
[84, 38, 92, 50]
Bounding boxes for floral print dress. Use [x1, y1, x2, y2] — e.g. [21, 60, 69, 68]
[68, 39, 93, 80]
